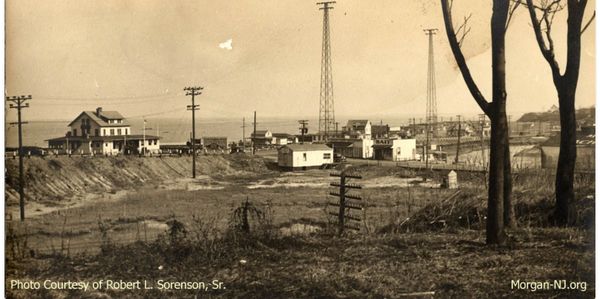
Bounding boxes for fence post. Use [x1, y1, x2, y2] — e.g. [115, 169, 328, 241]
[329, 170, 363, 236]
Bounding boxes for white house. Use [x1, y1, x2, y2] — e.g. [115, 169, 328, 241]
[344, 120, 372, 139]
[277, 144, 334, 170]
[251, 130, 273, 147]
[47, 107, 160, 155]
[372, 138, 417, 161]
[272, 133, 297, 145]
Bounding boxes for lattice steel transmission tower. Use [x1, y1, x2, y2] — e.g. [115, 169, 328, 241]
[424, 29, 438, 139]
[317, 1, 336, 139]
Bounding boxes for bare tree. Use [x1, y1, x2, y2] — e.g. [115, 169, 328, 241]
[522, 0, 594, 226]
[441, 0, 514, 245]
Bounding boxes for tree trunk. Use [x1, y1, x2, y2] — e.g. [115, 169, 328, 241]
[487, 111, 507, 245]
[554, 88, 577, 226]
[486, 0, 510, 245]
[504, 135, 515, 228]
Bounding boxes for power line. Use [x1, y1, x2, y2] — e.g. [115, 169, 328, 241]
[34, 92, 181, 102]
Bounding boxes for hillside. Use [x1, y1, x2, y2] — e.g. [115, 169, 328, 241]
[517, 106, 595, 123]
[4, 154, 271, 205]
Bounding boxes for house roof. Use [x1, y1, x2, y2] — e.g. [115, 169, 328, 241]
[347, 120, 370, 128]
[280, 143, 331, 151]
[252, 130, 270, 136]
[372, 144, 392, 149]
[67, 111, 130, 127]
[327, 140, 353, 148]
[541, 133, 595, 147]
[96, 111, 124, 119]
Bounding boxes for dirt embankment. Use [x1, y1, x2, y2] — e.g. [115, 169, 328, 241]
[5, 154, 271, 204]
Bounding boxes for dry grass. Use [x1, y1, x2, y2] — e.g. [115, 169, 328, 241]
[5, 157, 595, 298]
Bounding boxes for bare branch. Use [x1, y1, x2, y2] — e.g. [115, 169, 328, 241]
[581, 10, 595, 34]
[440, 0, 491, 115]
[525, 0, 562, 75]
[455, 14, 473, 48]
[506, 0, 522, 30]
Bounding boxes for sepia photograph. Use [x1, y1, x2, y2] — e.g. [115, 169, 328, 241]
[3, 0, 597, 298]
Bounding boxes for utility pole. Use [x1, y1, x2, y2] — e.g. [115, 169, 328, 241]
[141, 119, 152, 155]
[142, 119, 146, 155]
[298, 120, 309, 144]
[335, 121, 339, 136]
[241, 117, 246, 152]
[455, 115, 461, 164]
[185, 86, 203, 178]
[252, 111, 257, 155]
[7, 95, 31, 222]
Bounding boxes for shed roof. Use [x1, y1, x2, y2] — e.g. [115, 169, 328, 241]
[541, 133, 595, 147]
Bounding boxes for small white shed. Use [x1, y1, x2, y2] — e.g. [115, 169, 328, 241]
[277, 144, 333, 170]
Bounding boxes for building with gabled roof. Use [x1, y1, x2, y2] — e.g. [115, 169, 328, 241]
[343, 120, 372, 139]
[251, 130, 273, 147]
[47, 107, 160, 155]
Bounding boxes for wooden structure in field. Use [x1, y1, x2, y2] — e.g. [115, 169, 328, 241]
[329, 170, 362, 236]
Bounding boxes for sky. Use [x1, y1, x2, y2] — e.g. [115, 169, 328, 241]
[5, 0, 596, 123]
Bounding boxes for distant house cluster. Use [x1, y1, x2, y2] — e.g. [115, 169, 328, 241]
[270, 119, 419, 170]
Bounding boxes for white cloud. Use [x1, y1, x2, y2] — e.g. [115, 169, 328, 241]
[218, 38, 233, 50]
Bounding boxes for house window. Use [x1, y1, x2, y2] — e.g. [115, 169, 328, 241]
[117, 129, 122, 135]
[110, 129, 114, 136]
[73, 129, 77, 136]
[125, 128, 128, 135]
[303, 153, 307, 161]
[323, 153, 331, 159]
[95, 129, 99, 136]
[103, 129, 106, 136]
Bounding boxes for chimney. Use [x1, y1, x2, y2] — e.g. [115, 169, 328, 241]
[96, 107, 102, 117]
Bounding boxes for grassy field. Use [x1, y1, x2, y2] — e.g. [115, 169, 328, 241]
[5, 155, 595, 298]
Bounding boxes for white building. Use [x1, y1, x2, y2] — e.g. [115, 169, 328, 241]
[272, 133, 297, 145]
[372, 138, 417, 161]
[352, 138, 374, 159]
[47, 107, 160, 155]
[277, 144, 334, 170]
